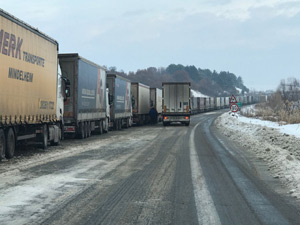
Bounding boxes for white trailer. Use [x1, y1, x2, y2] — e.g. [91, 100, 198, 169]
[150, 88, 162, 121]
[162, 82, 191, 126]
[131, 82, 150, 125]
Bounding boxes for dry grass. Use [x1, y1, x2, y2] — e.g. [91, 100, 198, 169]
[241, 92, 300, 124]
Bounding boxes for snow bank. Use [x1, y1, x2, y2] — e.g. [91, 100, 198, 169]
[215, 111, 300, 200]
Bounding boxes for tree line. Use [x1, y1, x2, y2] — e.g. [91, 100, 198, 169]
[107, 64, 249, 97]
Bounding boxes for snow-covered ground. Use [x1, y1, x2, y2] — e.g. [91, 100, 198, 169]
[215, 110, 300, 200]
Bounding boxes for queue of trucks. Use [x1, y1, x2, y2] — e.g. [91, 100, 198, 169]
[1, 9, 263, 160]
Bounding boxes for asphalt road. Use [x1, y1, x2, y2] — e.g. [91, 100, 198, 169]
[0, 111, 300, 225]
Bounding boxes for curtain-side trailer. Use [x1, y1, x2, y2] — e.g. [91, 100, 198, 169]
[59, 53, 109, 139]
[107, 73, 132, 130]
[0, 9, 64, 159]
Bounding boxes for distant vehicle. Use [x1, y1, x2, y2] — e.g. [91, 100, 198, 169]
[0, 9, 65, 159]
[162, 82, 191, 126]
[131, 82, 151, 125]
[107, 73, 132, 130]
[150, 88, 162, 122]
[214, 97, 221, 110]
[59, 53, 109, 139]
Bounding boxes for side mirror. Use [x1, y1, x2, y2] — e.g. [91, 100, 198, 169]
[63, 77, 70, 85]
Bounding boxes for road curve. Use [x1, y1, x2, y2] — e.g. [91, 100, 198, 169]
[0, 111, 299, 225]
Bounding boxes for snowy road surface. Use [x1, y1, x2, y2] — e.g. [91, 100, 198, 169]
[0, 111, 300, 225]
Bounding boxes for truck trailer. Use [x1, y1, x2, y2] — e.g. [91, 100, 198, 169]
[214, 97, 221, 110]
[162, 82, 191, 126]
[107, 73, 132, 130]
[150, 88, 162, 122]
[58, 53, 109, 138]
[0, 9, 64, 159]
[131, 82, 150, 125]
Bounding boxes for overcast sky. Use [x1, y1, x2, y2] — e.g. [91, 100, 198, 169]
[2, 0, 300, 91]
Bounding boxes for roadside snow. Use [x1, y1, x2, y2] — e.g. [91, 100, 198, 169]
[215, 111, 300, 200]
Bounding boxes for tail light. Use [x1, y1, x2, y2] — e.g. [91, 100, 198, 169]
[164, 116, 168, 120]
[185, 116, 189, 120]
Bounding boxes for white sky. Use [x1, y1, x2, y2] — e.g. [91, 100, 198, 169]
[2, 0, 300, 91]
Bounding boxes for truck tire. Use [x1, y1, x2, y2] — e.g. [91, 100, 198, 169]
[87, 122, 91, 137]
[125, 118, 129, 129]
[119, 119, 122, 130]
[163, 122, 167, 126]
[6, 128, 15, 159]
[0, 129, 6, 160]
[98, 121, 103, 135]
[115, 120, 119, 130]
[103, 118, 109, 133]
[42, 124, 48, 149]
[79, 122, 85, 139]
[84, 122, 88, 138]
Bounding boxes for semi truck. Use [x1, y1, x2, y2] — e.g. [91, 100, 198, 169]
[131, 82, 150, 125]
[150, 88, 162, 122]
[107, 73, 132, 130]
[0, 9, 64, 159]
[58, 53, 109, 138]
[214, 97, 221, 110]
[162, 82, 191, 126]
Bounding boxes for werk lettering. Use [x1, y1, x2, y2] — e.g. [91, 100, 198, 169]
[0, 29, 22, 59]
[0, 29, 45, 68]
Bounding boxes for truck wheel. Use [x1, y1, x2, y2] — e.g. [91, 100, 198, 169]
[163, 122, 167, 126]
[119, 119, 122, 130]
[42, 124, 48, 149]
[80, 122, 85, 139]
[115, 120, 119, 130]
[6, 128, 15, 159]
[103, 118, 109, 133]
[185, 122, 190, 126]
[0, 129, 6, 160]
[87, 122, 91, 137]
[99, 121, 103, 135]
[84, 122, 88, 138]
[125, 118, 129, 129]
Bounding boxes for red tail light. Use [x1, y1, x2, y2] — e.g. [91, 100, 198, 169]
[185, 116, 189, 120]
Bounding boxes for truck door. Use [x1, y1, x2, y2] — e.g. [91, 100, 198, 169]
[176, 84, 183, 113]
[169, 84, 176, 112]
[176, 84, 189, 113]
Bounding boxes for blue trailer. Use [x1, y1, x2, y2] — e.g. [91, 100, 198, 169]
[107, 73, 132, 130]
[59, 53, 109, 138]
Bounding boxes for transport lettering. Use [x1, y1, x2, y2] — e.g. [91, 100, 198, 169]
[0, 29, 44, 67]
[0, 29, 22, 59]
[8, 67, 33, 83]
[23, 51, 45, 67]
